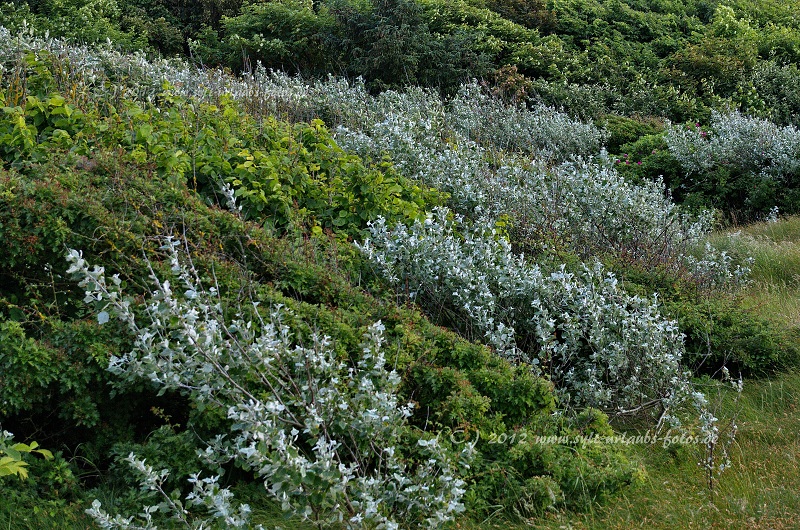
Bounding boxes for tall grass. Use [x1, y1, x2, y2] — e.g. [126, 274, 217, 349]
[710, 216, 800, 328]
[0, 496, 93, 530]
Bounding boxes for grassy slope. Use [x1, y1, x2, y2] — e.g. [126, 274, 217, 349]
[458, 376, 800, 529]
[541, 371, 800, 529]
[723, 218, 800, 328]
[554, 218, 800, 529]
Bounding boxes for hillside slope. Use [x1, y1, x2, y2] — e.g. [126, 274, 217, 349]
[2, 2, 800, 527]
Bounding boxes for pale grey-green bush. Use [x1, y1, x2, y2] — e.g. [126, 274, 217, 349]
[358, 208, 687, 413]
[67, 242, 470, 530]
[449, 82, 607, 161]
[666, 110, 800, 179]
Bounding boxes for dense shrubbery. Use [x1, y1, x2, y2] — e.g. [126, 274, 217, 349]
[448, 82, 607, 160]
[310, 77, 727, 281]
[359, 209, 686, 413]
[0, 0, 243, 55]
[664, 111, 800, 219]
[3, 3, 800, 525]
[612, 111, 800, 221]
[0, 122, 541, 525]
[8, 0, 800, 125]
[0, 40, 648, 525]
[0, 31, 709, 276]
[0, 58, 443, 236]
[621, 266, 800, 375]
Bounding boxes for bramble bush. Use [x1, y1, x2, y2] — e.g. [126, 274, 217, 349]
[601, 114, 664, 154]
[118, 90, 445, 235]
[0, 59, 444, 237]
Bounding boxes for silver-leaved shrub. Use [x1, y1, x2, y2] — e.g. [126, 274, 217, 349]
[448, 82, 607, 161]
[334, 107, 722, 276]
[66, 242, 470, 530]
[666, 110, 800, 178]
[357, 208, 688, 414]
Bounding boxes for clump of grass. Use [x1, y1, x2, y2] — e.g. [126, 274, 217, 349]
[736, 215, 800, 244]
[709, 215, 800, 328]
[0, 494, 93, 530]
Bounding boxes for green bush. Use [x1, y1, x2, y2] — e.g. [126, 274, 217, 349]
[11, 0, 800, 127]
[220, 0, 335, 74]
[0, 75, 446, 237]
[483, 0, 555, 31]
[621, 267, 800, 374]
[670, 295, 800, 375]
[742, 61, 800, 127]
[229, 117, 446, 234]
[612, 133, 684, 194]
[601, 114, 664, 154]
[463, 409, 639, 519]
[0, 320, 116, 427]
[11, 0, 147, 50]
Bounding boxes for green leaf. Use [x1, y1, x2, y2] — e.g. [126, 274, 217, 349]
[4, 447, 22, 461]
[0, 457, 27, 478]
[34, 448, 53, 460]
[9, 307, 25, 322]
[47, 95, 65, 108]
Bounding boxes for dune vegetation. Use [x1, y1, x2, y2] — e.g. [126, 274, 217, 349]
[2, 1, 800, 528]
